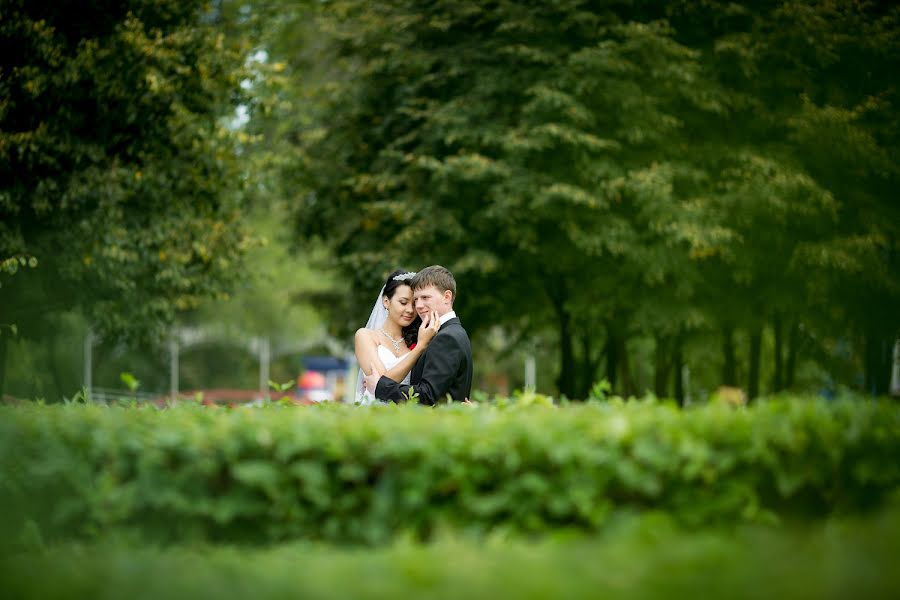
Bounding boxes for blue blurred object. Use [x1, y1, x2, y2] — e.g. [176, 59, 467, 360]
[301, 356, 348, 373]
[818, 375, 836, 401]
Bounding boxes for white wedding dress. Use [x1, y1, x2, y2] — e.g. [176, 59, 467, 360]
[356, 344, 411, 405]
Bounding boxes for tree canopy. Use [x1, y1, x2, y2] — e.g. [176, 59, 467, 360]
[0, 0, 257, 391]
[274, 0, 899, 398]
[3, 0, 897, 400]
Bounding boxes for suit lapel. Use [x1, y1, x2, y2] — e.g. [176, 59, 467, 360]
[412, 320, 456, 384]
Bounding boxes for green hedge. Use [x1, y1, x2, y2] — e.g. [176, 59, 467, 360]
[1, 398, 898, 545]
[3, 510, 899, 599]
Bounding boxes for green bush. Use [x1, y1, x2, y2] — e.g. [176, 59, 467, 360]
[0, 398, 898, 545]
[3, 510, 899, 599]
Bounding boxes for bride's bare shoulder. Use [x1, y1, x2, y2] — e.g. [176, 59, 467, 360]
[355, 328, 376, 344]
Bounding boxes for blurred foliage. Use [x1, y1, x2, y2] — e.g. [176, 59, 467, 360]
[3, 1, 899, 402]
[2, 398, 897, 546]
[0, 1, 259, 392]
[0, 1, 341, 398]
[175, 200, 344, 389]
[253, 0, 900, 399]
[0, 0, 261, 334]
[3, 506, 900, 599]
[1, 204, 342, 398]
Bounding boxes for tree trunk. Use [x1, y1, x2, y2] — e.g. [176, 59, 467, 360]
[48, 323, 66, 403]
[0, 334, 7, 399]
[620, 335, 636, 397]
[864, 330, 892, 397]
[582, 331, 605, 400]
[654, 336, 671, 398]
[785, 321, 799, 389]
[543, 271, 576, 399]
[607, 327, 635, 397]
[722, 324, 737, 386]
[605, 330, 619, 392]
[864, 333, 876, 396]
[773, 314, 783, 391]
[556, 306, 576, 399]
[577, 332, 600, 400]
[673, 334, 685, 407]
[748, 327, 762, 402]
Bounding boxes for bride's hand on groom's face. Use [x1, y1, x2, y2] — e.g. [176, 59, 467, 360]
[418, 310, 439, 346]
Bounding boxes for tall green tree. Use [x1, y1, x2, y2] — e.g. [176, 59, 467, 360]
[666, 0, 900, 397]
[263, 0, 899, 398]
[0, 0, 257, 393]
[288, 1, 729, 398]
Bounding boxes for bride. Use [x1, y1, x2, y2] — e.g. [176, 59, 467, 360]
[354, 270, 439, 404]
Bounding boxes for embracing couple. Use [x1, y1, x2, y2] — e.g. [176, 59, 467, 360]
[354, 265, 473, 405]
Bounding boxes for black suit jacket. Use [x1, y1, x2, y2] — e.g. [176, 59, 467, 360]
[375, 317, 473, 405]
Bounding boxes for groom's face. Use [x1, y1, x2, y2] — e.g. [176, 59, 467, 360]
[414, 285, 451, 319]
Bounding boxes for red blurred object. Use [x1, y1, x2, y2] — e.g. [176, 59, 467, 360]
[298, 370, 327, 389]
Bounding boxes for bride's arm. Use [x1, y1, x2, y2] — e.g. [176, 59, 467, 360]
[355, 329, 387, 376]
[383, 311, 440, 383]
[383, 343, 425, 383]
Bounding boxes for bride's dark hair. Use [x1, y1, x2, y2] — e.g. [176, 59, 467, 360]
[383, 269, 421, 347]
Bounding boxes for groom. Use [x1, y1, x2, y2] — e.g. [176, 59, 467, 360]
[364, 265, 473, 405]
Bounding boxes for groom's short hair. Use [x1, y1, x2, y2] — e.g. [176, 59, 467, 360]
[412, 265, 456, 304]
